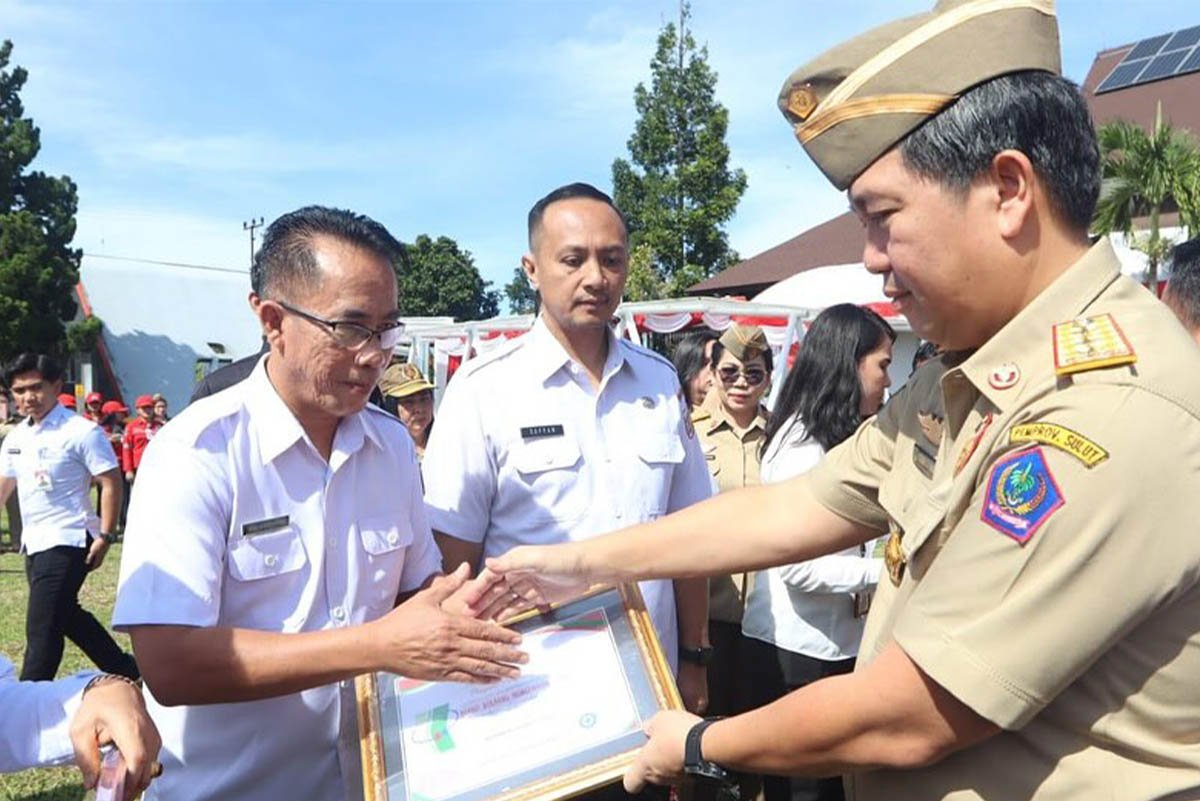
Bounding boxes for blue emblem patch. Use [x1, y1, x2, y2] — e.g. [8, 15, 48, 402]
[980, 447, 1064, 544]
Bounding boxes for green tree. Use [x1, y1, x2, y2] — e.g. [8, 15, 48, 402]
[396, 234, 499, 321]
[0, 40, 82, 363]
[623, 243, 664, 301]
[1092, 104, 1200, 289]
[503, 265, 538, 314]
[612, 2, 747, 299]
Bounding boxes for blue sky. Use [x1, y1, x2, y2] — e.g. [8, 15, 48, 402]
[4, 0, 1197, 310]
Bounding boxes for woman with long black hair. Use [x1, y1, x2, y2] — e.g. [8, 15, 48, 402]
[741, 303, 896, 801]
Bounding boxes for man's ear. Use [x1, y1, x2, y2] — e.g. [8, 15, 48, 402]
[257, 298, 285, 348]
[520, 254, 538, 291]
[991, 149, 1035, 240]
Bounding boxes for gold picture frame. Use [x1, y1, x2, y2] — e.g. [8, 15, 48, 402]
[356, 583, 681, 801]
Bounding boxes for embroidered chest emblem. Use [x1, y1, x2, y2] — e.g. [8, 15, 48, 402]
[981, 447, 1064, 544]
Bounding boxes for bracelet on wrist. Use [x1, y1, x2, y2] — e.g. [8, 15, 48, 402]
[83, 673, 141, 696]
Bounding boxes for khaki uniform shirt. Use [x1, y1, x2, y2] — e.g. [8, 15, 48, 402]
[695, 399, 767, 624]
[805, 239, 1200, 800]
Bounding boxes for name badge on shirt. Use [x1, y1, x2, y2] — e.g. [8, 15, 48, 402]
[520, 424, 565, 440]
[33, 468, 52, 491]
[242, 515, 290, 537]
[5, 448, 19, 455]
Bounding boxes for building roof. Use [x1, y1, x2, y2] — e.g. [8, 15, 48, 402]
[687, 211, 864, 297]
[80, 255, 262, 412]
[1084, 32, 1200, 134]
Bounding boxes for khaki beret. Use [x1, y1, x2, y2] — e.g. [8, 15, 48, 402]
[719, 325, 769, 362]
[778, 0, 1061, 190]
[379, 362, 433, 399]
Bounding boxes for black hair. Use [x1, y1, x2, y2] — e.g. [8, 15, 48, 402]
[899, 71, 1100, 233]
[527, 182, 625, 249]
[1167, 237, 1200, 330]
[911, 340, 940, 374]
[762, 304, 896, 454]
[4, 353, 64, 387]
[250, 205, 404, 300]
[671, 329, 720, 407]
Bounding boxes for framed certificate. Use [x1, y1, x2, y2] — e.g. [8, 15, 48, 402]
[356, 584, 681, 801]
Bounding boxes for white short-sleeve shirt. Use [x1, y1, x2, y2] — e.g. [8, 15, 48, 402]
[112, 358, 441, 801]
[0, 655, 91, 772]
[0, 404, 119, 555]
[422, 318, 713, 671]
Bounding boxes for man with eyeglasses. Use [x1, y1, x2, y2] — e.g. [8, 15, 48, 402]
[111, 206, 526, 801]
[422, 183, 715, 742]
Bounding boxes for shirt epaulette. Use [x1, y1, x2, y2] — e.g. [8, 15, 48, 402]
[690, 408, 712, 424]
[618, 337, 676, 372]
[451, 335, 528, 380]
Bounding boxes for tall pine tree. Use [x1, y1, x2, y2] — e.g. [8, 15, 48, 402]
[0, 40, 82, 363]
[612, 2, 746, 298]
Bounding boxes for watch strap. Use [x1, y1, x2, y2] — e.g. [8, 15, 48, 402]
[684, 718, 732, 784]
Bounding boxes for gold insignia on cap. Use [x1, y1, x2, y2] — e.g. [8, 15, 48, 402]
[1052, 313, 1137, 376]
[786, 85, 819, 121]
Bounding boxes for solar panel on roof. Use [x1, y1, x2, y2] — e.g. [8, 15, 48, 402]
[1181, 47, 1200, 74]
[1094, 25, 1200, 94]
[1126, 33, 1172, 60]
[1096, 60, 1149, 92]
[1165, 25, 1200, 51]
[1140, 50, 1189, 83]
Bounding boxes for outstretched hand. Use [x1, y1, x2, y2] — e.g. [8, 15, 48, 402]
[72, 677, 162, 801]
[474, 544, 596, 614]
[623, 710, 700, 793]
[372, 563, 527, 683]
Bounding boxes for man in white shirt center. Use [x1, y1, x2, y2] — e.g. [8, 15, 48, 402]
[423, 183, 714, 734]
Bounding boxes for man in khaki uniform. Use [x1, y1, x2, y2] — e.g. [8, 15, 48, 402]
[482, 1, 1200, 799]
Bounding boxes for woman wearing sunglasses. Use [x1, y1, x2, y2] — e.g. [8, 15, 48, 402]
[689, 324, 774, 798]
[740, 303, 895, 801]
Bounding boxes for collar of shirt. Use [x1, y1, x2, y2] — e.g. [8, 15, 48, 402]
[27, 403, 70, 432]
[948, 238, 1121, 417]
[701, 398, 767, 439]
[242, 355, 385, 467]
[525, 315, 628, 390]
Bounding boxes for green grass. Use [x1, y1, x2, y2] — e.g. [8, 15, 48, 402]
[0, 538, 130, 801]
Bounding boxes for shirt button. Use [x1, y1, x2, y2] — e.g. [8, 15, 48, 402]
[328, 538, 337, 549]
[264, 554, 278, 567]
[387, 532, 399, 545]
[332, 606, 346, 621]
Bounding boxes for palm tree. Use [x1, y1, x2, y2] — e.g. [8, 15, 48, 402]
[1092, 103, 1200, 290]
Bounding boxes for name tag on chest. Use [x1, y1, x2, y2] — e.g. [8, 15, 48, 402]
[242, 515, 290, 537]
[520, 424, 565, 440]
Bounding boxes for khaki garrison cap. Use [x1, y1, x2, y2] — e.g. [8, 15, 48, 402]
[719, 325, 769, 362]
[379, 362, 434, 398]
[778, 0, 1061, 190]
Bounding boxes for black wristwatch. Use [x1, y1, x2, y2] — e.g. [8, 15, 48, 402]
[679, 645, 715, 666]
[99, 532, 119, 545]
[683, 718, 733, 785]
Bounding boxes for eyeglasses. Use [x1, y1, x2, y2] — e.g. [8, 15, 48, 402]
[276, 301, 404, 351]
[717, 366, 767, 387]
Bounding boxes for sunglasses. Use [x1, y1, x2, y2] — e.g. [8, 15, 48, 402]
[717, 366, 767, 387]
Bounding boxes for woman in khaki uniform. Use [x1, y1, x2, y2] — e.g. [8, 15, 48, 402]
[692, 324, 773, 723]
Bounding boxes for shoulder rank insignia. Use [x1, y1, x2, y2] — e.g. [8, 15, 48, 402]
[981, 447, 1064, 544]
[1052, 313, 1137, 376]
[1009, 422, 1108, 468]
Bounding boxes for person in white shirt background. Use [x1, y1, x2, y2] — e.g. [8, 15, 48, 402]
[741, 303, 895, 801]
[0, 353, 137, 683]
[1, 655, 160, 799]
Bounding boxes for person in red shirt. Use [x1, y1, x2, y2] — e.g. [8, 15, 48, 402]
[82, 392, 104, 424]
[121, 395, 162, 483]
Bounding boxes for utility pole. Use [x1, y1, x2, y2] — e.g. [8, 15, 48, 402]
[242, 217, 264, 265]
